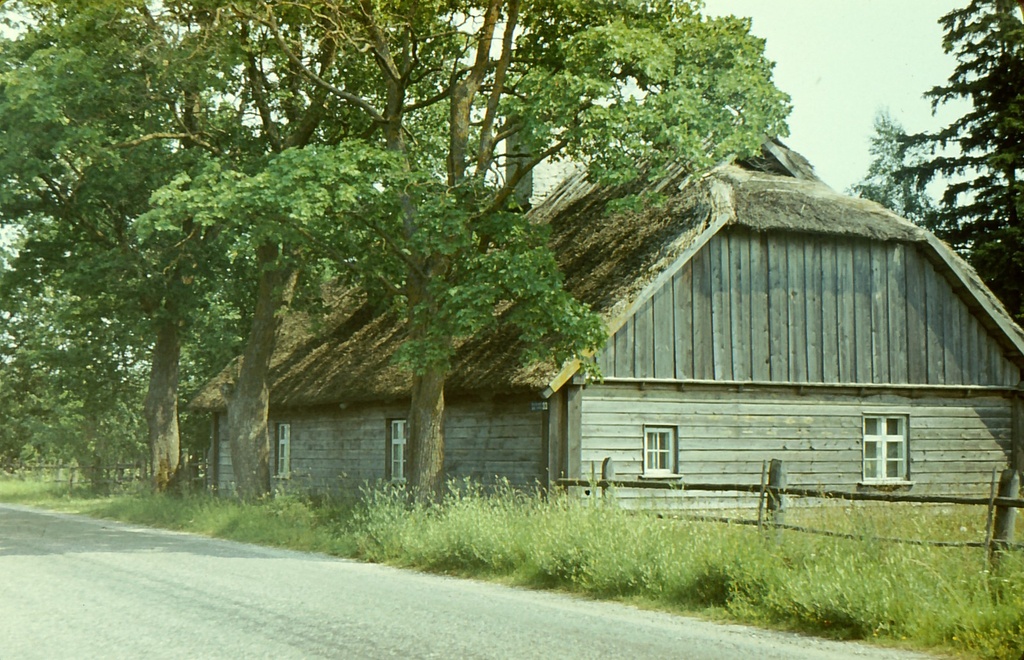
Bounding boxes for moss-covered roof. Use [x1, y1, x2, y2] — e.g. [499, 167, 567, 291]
[191, 142, 1024, 411]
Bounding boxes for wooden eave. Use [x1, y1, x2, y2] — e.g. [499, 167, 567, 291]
[540, 174, 735, 398]
[921, 233, 1024, 370]
[541, 165, 1024, 397]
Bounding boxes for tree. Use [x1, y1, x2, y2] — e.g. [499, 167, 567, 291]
[3, 1, 789, 501]
[209, 0, 789, 499]
[0, 249, 148, 471]
[902, 0, 1024, 317]
[0, 2, 221, 487]
[850, 111, 938, 227]
[0, 1, 333, 492]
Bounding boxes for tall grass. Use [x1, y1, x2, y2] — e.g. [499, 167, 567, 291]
[350, 481, 1024, 659]
[2, 475, 1021, 658]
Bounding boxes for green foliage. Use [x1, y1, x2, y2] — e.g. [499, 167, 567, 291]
[1, 0, 790, 492]
[0, 0, 257, 465]
[849, 112, 939, 227]
[901, 0, 1024, 317]
[0, 265, 148, 464]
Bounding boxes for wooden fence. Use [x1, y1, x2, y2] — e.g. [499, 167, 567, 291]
[1, 458, 208, 491]
[558, 460, 1023, 558]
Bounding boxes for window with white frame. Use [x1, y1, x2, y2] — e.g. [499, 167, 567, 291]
[862, 416, 908, 482]
[388, 419, 407, 482]
[276, 423, 291, 478]
[643, 426, 677, 476]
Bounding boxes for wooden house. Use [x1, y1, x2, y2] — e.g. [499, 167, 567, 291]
[193, 143, 1024, 504]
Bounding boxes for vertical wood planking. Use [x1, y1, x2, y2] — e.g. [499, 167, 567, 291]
[987, 341, 999, 386]
[993, 341, 1008, 387]
[596, 342, 614, 377]
[1008, 350, 1019, 387]
[820, 239, 840, 383]
[652, 282, 674, 379]
[977, 316, 994, 385]
[995, 345, 1010, 386]
[749, 232, 771, 381]
[787, 236, 808, 382]
[1014, 396, 1024, 474]
[692, 245, 714, 379]
[546, 389, 566, 483]
[673, 267, 694, 380]
[1001, 347, 1018, 387]
[711, 236, 734, 380]
[767, 234, 789, 381]
[616, 231, 1022, 391]
[566, 385, 582, 479]
[959, 303, 973, 384]
[925, 259, 945, 384]
[614, 321, 633, 378]
[942, 277, 962, 384]
[869, 242, 890, 384]
[887, 244, 909, 384]
[904, 248, 928, 383]
[853, 240, 873, 383]
[730, 231, 752, 381]
[977, 318, 992, 384]
[633, 298, 654, 379]
[964, 310, 979, 385]
[836, 242, 857, 383]
[805, 238, 824, 382]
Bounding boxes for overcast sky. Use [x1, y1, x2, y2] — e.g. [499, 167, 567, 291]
[702, 0, 967, 192]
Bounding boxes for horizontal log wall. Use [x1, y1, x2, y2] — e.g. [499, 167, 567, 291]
[597, 229, 1020, 388]
[444, 403, 545, 486]
[277, 404, 406, 492]
[217, 398, 544, 494]
[580, 384, 1012, 508]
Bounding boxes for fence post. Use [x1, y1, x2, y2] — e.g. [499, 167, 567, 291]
[984, 468, 998, 555]
[757, 460, 768, 532]
[992, 469, 1020, 558]
[766, 459, 786, 538]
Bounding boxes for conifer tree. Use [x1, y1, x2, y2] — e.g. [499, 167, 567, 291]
[906, 0, 1024, 317]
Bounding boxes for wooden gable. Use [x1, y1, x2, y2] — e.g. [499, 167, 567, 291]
[596, 226, 1022, 388]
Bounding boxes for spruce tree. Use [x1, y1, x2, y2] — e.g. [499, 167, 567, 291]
[908, 0, 1024, 317]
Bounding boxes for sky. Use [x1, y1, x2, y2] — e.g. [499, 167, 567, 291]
[702, 0, 966, 193]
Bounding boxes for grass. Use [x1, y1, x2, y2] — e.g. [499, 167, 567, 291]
[3, 475, 1022, 659]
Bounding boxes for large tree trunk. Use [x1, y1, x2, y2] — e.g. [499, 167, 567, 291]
[406, 366, 447, 501]
[144, 317, 181, 491]
[402, 267, 451, 503]
[226, 244, 297, 500]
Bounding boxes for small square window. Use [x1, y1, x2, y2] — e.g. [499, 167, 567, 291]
[862, 415, 908, 483]
[644, 426, 677, 476]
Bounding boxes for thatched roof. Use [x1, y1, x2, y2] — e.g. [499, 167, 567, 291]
[191, 141, 1024, 411]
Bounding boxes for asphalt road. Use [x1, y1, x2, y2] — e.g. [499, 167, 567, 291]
[0, 503, 935, 660]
